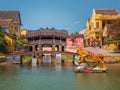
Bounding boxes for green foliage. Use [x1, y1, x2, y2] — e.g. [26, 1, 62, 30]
[22, 54, 32, 61]
[106, 19, 120, 45]
[0, 27, 8, 53]
[62, 54, 73, 62]
[15, 39, 28, 50]
[107, 20, 120, 39]
[105, 38, 120, 44]
[0, 52, 5, 56]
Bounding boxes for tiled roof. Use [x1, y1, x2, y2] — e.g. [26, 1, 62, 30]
[94, 9, 118, 15]
[26, 28, 68, 38]
[5, 32, 16, 39]
[0, 19, 12, 28]
[0, 11, 21, 24]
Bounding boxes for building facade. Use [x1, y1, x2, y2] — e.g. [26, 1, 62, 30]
[66, 34, 84, 49]
[0, 11, 22, 38]
[85, 9, 120, 47]
[0, 11, 22, 53]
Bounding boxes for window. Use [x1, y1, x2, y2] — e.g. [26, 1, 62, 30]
[102, 21, 105, 29]
[15, 26, 18, 32]
[4, 29, 9, 33]
[96, 22, 99, 28]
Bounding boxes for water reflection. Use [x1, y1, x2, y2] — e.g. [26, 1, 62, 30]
[0, 64, 120, 90]
[74, 64, 120, 90]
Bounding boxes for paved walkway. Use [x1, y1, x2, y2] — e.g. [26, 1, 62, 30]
[85, 47, 120, 56]
[66, 47, 120, 56]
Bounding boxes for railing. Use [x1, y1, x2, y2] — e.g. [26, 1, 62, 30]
[29, 40, 66, 45]
[85, 28, 103, 36]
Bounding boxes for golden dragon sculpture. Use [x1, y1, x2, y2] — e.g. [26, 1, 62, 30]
[76, 48, 107, 70]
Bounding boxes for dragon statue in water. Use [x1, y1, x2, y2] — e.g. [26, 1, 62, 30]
[76, 48, 107, 70]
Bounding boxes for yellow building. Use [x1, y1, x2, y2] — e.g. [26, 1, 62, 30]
[21, 29, 28, 36]
[85, 9, 120, 47]
[0, 11, 22, 38]
[0, 11, 22, 53]
[0, 19, 16, 53]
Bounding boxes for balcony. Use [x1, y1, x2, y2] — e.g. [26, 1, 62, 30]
[29, 39, 66, 45]
[86, 28, 102, 36]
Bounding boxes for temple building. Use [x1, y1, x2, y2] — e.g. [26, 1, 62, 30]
[23, 28, 68, 52]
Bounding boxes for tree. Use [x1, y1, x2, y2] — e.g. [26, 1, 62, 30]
[107, 19, 120, 39]
[15, 39, 28, 51]
[0, 27, 8, 54]
[105, 19, 120, 50]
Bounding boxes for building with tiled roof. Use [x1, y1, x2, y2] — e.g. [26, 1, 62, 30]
[0, 19, 13, 31]
[0, 11, 21, 25]
[0, 11, 22, 37]
[85, 8, 120, 47]
[24, 27, 68, 52]
[94, 9, 118, 15]
[0, 11, 22, 53]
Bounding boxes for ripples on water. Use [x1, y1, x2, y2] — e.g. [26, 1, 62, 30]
[0, 64, 120, 90]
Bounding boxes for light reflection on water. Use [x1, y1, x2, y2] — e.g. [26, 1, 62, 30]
[0, 64, 120, 90]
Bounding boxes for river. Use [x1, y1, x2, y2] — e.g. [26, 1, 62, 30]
[0, 64, 120, 90]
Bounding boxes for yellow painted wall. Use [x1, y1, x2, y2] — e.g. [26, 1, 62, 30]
[8, 21, 14, 34]
[21, 29, 27, 36]
[14, 23, 21, 38]
[8, 21, 21, 38]
[4, 34, 15, 53]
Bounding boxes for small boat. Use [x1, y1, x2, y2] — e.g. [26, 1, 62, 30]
[75, 66, 107, 73]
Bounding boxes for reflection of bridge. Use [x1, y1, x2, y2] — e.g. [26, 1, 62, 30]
[5, 51, 78, 65]
[5, 51, 78, 57]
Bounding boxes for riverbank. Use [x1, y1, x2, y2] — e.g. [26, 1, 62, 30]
[66, 47, 120, 64]
[0, 61, 12, 66]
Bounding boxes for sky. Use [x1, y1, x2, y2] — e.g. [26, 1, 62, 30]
[0, 0, 120, 34]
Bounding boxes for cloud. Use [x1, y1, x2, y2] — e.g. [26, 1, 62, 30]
[73, 21, 80, 25]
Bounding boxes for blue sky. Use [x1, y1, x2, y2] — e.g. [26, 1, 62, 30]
[0, 0, 120, 33]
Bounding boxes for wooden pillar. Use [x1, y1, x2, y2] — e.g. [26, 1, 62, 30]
[20, 55, 23, 64]
[32, 45, 35, 51]
[72, 55, 75, 65]
[38, 45, 42, 51]
[51, 54, 56, 65]
[59, 45, 62, 51]
[52, 45, 55, 51]
[37, 54, 43, 64]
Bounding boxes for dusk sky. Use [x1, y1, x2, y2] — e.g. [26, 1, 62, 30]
[0, 0, 120, 33]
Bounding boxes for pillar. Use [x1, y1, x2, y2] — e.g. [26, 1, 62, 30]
[37, 54, 43, 64]
[59, 45, 62, 51]
[38, 45, 42, 51]
[32, 45, 35, 51]
[20, 55, 23, 64]
[51, 54, 56, 65]
[72, 55, 75, 65]
[52, 45, 55, 51]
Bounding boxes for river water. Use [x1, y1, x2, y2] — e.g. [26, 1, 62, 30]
[0, 64, 120, 90]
